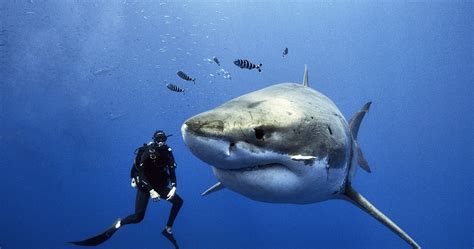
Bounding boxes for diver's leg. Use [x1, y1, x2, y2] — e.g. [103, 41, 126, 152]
[157, 187, 182, 249]
[121, 189, 149, 225]
[157, 187, 183, 229]
[166, 193, 183, 228]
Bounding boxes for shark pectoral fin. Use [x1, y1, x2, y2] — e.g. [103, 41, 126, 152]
[349, 102, 372, 140]
[356, 145, 371, 173]
[343, 185, 420, 249]
[290, 155, 316, 162]
[201, 182, 225, 196]
[349, 102, 373, 173]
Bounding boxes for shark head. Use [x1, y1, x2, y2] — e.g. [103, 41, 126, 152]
[181, 79, 353, 203]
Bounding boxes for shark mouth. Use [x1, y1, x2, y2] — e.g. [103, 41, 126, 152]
[182, 125, 292, 172]
[226, 163, 287, 172]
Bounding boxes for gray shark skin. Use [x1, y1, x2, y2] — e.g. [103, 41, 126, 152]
[181, 66, 420, 248]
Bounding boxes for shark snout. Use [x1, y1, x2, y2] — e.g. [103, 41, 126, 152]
[181, 116, 276, 171]
[181, 115, 233, 168]
[182, 113, 226, 137]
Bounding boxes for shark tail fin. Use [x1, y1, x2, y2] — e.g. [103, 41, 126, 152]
[303, 64, 309, 87]
[343, 185, 421, 249]
[349, 102, 372, 173]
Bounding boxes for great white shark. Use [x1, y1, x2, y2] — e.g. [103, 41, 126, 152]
[181, 66, 420, 248]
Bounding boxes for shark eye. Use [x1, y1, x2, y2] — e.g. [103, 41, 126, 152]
[254, 127, 264, 140]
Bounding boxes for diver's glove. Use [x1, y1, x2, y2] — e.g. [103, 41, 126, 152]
[149, 189, 161, 202]
[166, 186, 177, 200]
[131, 178, 137, 188]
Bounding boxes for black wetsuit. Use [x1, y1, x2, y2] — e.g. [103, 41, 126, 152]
[121, 142, 183, 228]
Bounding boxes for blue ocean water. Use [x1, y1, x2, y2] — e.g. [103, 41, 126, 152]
[0, 1, 472, 249]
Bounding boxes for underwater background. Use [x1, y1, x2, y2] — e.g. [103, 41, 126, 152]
[0, 1, 472, 249]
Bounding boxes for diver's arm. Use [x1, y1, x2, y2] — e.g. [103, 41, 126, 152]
[131, 145, 160, 201]
[130, 163, 136, 178]
[169, 166, 177, 188]
[167, 147, 177, 187]
[135, 162, 153, 191]
[136, 163, 160, 201]
[138, 165, 161, 202]
[166, 147, 178, 200]
[130, 163, 137, 188]
[132, 146, 144, 178]
[133, 146, 153, 191]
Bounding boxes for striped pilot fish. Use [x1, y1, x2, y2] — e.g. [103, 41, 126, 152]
[177, 70, 196, 83]
[213, 56, 220, 66]
[233, 59, 262, 72]
[166, 83, 185, 93]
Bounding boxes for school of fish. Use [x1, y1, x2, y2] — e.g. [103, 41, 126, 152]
[165, 48, 288, 93]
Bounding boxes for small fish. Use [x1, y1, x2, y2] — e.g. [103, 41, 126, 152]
[233, 59, 262, 72]
[93, 67, 113, 76]
[283, 47, 288, 57]
[213, 56, 220, 66]
[177, 70, 195, 83]
[166, 83, 185, 93]
[109, 112, 127, 120]
[217, 68, 232, 80]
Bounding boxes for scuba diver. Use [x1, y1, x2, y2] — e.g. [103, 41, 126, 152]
[70, 130, 183, 249]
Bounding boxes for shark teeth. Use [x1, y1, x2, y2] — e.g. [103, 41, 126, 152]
[290, 155, 317, 161]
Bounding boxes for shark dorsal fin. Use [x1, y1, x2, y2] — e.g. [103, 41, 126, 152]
[303, 64, 309, 87]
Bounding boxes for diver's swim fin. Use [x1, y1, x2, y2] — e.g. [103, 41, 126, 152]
[161, 229, 179, 249]
[69, 219, 120, 246]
